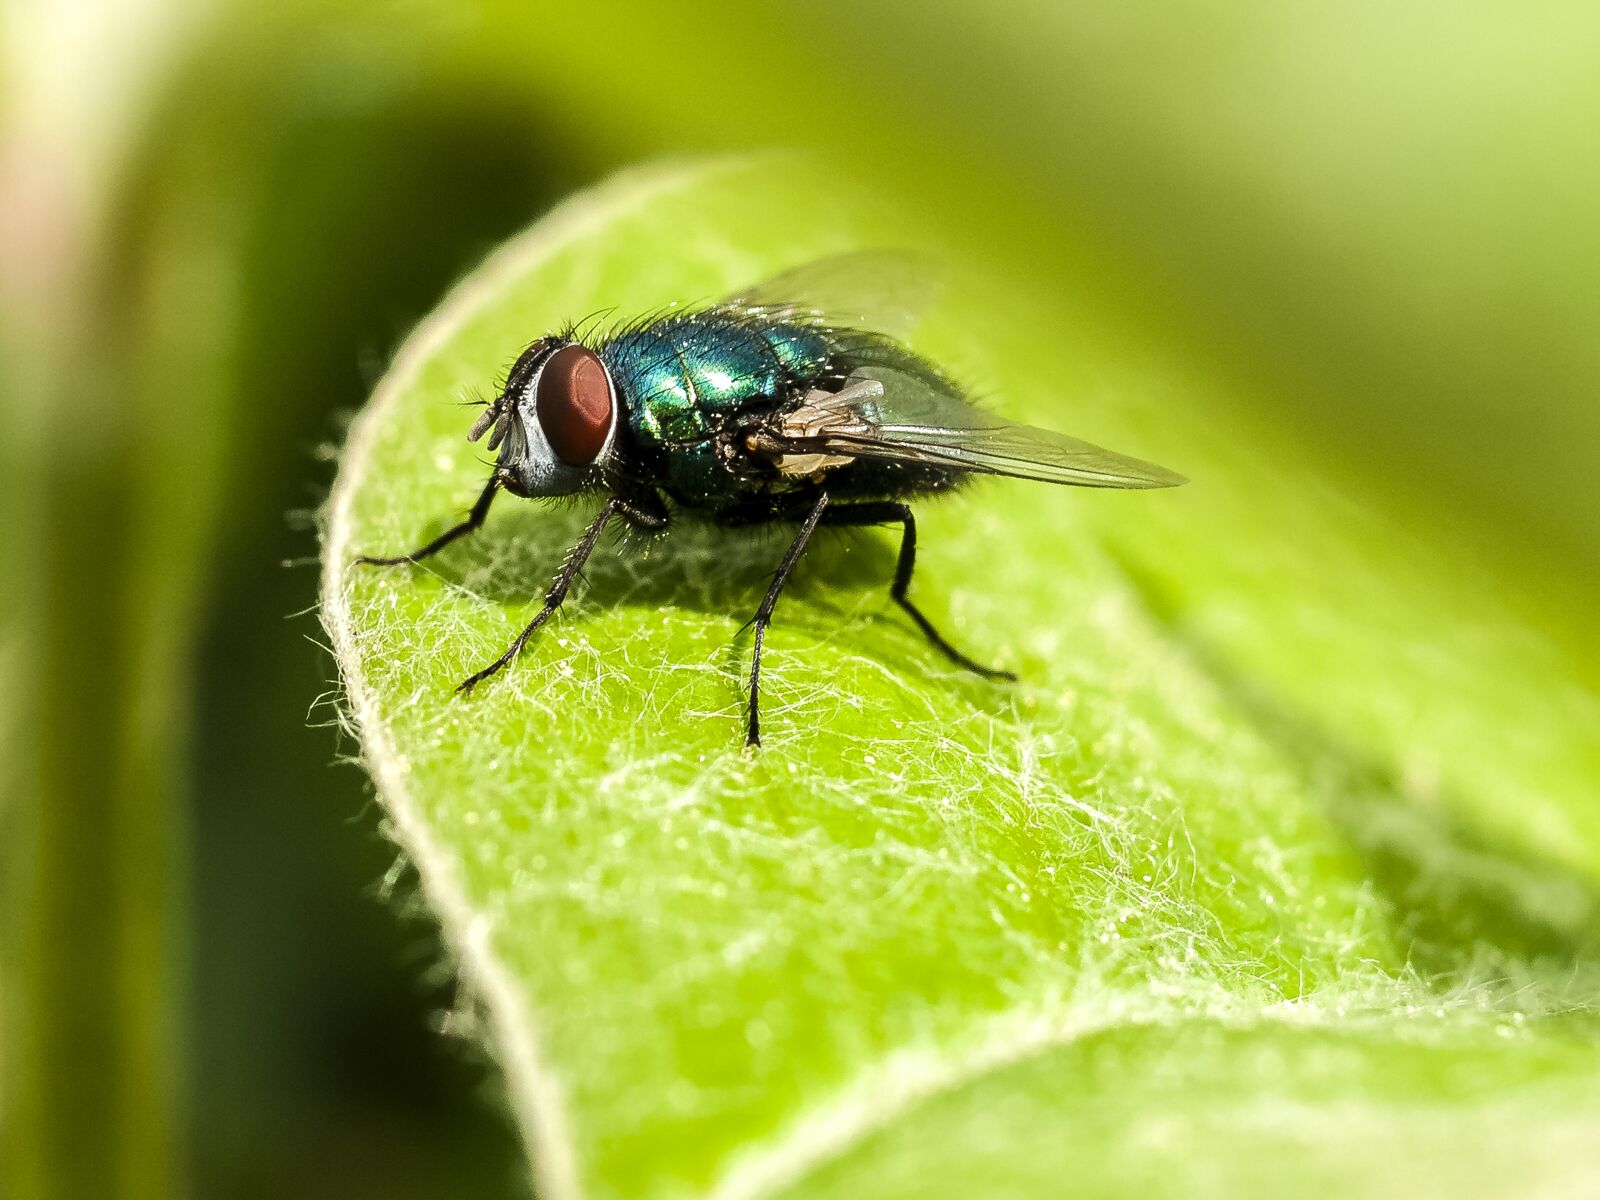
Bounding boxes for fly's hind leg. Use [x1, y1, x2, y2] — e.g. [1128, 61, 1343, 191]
[824, 501, 1016, 681]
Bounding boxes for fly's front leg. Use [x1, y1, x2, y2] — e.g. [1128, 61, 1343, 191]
[456, 496, 625, 694]
[356, 476, 499, 566]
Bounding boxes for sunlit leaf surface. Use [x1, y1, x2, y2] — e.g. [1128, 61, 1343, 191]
[323, 157, 1600, 1200]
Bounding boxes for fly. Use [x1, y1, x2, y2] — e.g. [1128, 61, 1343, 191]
[356, 252, 1186, 746]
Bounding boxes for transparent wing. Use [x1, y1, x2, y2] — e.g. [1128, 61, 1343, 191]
[723, 250, 942, 340]
[781, 359, 1187, 490]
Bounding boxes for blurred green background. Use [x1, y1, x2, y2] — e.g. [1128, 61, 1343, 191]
[3, 2, 1597, 1198]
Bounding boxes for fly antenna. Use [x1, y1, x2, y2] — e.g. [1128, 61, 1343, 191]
[485, 407, 514, 451]
[468, 398, 502, 443]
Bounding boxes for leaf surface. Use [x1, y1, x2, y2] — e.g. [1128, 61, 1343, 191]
[323, 157, 1600, 1200]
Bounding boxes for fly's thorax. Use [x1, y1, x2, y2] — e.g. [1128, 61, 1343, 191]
[471, 339, 621, 498]
[602, 316, 836, 450]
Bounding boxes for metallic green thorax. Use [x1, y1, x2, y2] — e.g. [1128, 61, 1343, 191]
[598, 314, 835, 505]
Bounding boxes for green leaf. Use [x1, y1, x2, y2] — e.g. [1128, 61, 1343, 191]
[323, 157, 1600, 1200]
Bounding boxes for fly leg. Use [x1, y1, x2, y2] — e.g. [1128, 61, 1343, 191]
[455, 494, 667, 695]
[744, 491, 831, 747]
[355, 476, 499, 566]
[824, 501, 1015, 681]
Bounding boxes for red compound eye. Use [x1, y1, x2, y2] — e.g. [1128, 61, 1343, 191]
[536, 344, 614, 465]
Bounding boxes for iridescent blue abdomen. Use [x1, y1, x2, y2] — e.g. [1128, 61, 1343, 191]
[598, 314, 834, 505]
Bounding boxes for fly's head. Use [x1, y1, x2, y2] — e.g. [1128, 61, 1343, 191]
[469, 338, 620, 498]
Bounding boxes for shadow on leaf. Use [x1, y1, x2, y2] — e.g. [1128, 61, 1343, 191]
[365, 493, 1022, 716]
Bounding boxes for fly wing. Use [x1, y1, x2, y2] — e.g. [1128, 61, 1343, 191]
[783, 357, 1187, 490]
[723, 250, 941, 340]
